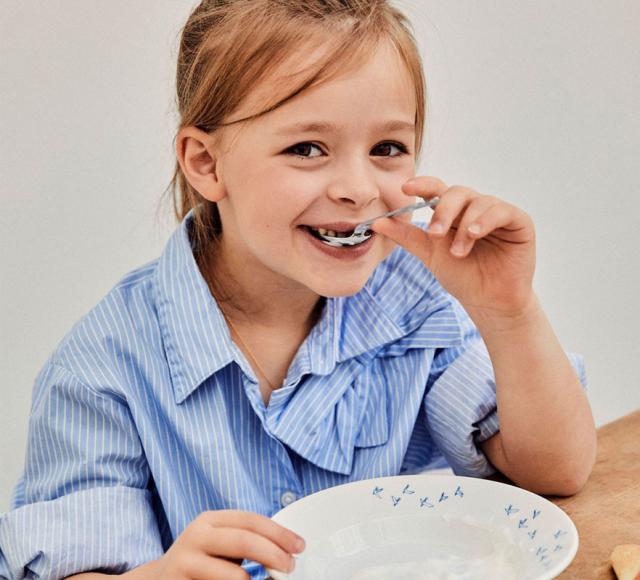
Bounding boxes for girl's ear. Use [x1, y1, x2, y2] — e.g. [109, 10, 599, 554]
[176, 126, 226, 202]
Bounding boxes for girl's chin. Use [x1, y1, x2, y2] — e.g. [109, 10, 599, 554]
[306, 273, 371, 298]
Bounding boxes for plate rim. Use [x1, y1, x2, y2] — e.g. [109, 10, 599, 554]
[268, 474, 579, 580]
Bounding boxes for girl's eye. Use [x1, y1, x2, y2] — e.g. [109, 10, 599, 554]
[371, 142, 409, 157]
[286, 142, 324, 159]
[284, 141, 409, 159]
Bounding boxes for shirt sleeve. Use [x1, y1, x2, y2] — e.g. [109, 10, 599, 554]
[0, 362, 164, 580]
[423, 302, 588, 478]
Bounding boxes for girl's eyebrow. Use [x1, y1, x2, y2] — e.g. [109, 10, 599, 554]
[275, 119, 415, 136]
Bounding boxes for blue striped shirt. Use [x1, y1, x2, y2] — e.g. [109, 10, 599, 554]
[0, 211, 587, 580]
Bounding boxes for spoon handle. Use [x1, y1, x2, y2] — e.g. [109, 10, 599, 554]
[355, 197, 440, 233]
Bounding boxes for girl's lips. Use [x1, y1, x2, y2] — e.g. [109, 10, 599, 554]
[299, 226, 375, 260]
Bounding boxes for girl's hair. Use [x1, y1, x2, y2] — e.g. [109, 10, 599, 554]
[162, 0, 426, 301]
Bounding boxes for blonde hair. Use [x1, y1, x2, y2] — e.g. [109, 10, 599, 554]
[163, 0, 427, 255]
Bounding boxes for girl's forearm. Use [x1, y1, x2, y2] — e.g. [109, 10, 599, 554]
[64, 558, 160, 580]
[468, 293, 597, 495]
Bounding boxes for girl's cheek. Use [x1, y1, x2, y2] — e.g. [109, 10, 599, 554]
[274, 176, 326, 205]
[383, 172, 415, 198]
[388, 188, 414, 209]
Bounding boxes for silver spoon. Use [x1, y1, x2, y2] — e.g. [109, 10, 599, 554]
[321, 196, 441, 247]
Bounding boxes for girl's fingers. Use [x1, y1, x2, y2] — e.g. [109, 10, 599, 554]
[401, 175, 448, 199]
[453, 202, 528, 257]
[370, 217, 434, 263]
[199, 527, 295, 574]
[447, 196, 502, 257]
[466, 202, 527, 240]
[425, 185, 481, 237]
[202, 510, 305, 555]
[187, 553, 250, 580]
[402, 180, 481, 237]
[385, 176, 532, 261]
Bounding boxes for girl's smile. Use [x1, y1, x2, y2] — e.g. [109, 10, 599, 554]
[298, 223, 377, 260]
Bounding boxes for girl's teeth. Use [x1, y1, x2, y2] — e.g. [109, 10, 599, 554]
[308, 226, 360, 241]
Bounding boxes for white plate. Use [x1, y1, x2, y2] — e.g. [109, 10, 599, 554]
[268, 475, 578, 580]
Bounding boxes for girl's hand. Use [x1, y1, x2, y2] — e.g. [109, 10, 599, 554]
[151, 510, 305, 579]
[371, 176, 537, 320]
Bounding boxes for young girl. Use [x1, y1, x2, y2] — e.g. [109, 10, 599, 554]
[0, 1, 596, 579]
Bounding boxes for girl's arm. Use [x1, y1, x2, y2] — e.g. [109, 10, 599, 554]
[372, 175, 597, 495]
[472, 294, 596, 496]
[64, 560, 158, 580]
[65, 560, 159, 579]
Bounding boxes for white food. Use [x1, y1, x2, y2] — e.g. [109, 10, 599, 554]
[312, 514, 526, 580]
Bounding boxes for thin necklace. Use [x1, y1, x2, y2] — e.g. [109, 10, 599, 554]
[223, 313, 278, 391]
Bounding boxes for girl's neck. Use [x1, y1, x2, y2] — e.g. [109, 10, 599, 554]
[197, 235, 324, 332]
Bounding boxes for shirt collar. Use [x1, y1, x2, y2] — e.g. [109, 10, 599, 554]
[154, 210, 236, 404]
[154, 212, 463, 406]
[153, 211, 343, 404]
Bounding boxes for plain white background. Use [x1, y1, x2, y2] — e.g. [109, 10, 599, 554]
[1, 1, 639, 512]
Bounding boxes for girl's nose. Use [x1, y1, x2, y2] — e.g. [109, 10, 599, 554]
[326, 160, 380, 208]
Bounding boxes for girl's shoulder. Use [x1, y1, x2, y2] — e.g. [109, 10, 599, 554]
[46, 258, 163, 391]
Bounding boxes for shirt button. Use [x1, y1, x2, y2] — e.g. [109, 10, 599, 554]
[280, 491, 297, 507]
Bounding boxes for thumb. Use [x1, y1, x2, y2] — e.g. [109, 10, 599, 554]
[371, 217, 435, 265]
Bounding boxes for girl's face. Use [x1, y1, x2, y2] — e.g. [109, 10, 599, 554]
[212, 41, 418, 298]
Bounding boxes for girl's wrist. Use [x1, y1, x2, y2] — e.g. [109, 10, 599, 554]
[63, 559, 162, 580]
[121, 558, 162, 579]
[465, 292, 543, 342]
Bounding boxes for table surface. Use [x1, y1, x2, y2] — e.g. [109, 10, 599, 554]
[553, 410, 640, 579]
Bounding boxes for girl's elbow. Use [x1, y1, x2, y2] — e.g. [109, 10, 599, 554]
[552, 432, 598, 496]
[498, 431, 597, 496]
[520, 449, 597, 497]
[550, 470, 589, 497]
[548, 451, 597, 496]
[523, 468, 589, 497]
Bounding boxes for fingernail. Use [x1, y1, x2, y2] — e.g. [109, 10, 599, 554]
[294, 537, 306, 552]
[288, 557, 296, 572]
[428, 222, 443, 234]
[451, 240, 465, 255]
[468, 223, 481, 235]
